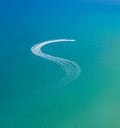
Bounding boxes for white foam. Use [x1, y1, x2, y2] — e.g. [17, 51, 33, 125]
[31, 39, 81, 86]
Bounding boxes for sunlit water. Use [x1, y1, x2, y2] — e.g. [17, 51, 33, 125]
[1, 1, 120, 128]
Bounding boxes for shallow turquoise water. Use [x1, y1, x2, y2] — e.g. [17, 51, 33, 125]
[1, 1, 120, 128]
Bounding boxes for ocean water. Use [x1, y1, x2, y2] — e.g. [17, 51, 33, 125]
[1, 0, 120, 128]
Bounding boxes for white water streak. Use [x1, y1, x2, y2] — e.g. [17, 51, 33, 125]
[31, 39, 80, 86]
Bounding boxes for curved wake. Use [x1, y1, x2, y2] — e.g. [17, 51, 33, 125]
[31, 39, 81, 86]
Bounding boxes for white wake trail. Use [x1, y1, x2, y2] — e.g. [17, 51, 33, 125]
[31, 39, 81, 86]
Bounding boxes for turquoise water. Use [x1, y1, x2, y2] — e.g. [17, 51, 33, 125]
[1, 1, 120, 128]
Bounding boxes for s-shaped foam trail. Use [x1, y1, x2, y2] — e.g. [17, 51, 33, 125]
[31, 39, 81, 86]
